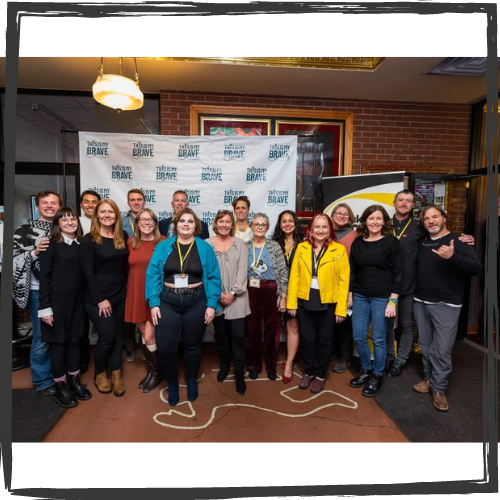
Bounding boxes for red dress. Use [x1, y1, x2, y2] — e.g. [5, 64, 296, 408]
[124, 237, 165, 323]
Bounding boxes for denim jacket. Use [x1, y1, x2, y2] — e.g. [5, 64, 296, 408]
[145, 236, 221, 311]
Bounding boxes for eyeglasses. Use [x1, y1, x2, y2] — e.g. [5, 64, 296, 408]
[139, 218, 154, 224]
[333, 212, 350, 218]
[253, 223, 267, 228]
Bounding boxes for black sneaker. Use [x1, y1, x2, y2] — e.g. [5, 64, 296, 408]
[386, 359, 406, 378]
[384, 356, 395, 375]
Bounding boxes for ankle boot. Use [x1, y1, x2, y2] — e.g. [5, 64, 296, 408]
[187, 378, 199, 402]
[111, 369, 125, 397]
[349, 368, 373, 388]
[67, 373, 92, 400]
[53, 381, 79, 408]
[138, 349, 152, 389]
[94, 371, 112, 394]
[168, 381, 179, 406]
[234, 366, 246, 396]
[142, 350, 163, 393]
[217, 362, 230, 383]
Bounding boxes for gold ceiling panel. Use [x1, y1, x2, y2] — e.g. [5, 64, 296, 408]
[140, 57, 385, 71]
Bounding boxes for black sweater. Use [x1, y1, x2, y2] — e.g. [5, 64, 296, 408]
[414, 232, 481, 305]
[350, 235, 405, 298]
[80, 233, 129, 305]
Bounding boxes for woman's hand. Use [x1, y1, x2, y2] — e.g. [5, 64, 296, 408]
[151, 307, 161, 326]
[220, 292, 234, 307]
[278, 297, 287, 313]
[347, 292, 353, 309]
[204, 307, 215, 324]
[385, 302, 397, 318]
[41, 315, 54, 327]
[98, 299, 112, 318]
[287, 309, 297, 317]
[335, 315, 345, 324]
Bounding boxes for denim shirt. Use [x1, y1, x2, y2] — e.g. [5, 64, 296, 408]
[145, 236, 221, 311]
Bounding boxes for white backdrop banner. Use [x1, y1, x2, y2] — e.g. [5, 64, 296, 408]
[79, 132, 297, 235]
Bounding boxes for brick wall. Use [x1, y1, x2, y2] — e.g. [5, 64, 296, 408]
[160, 90, 472, 231]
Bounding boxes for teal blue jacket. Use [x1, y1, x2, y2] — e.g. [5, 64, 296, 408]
[145, 236, 221, 311]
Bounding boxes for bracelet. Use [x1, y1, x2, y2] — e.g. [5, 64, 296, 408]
[388, 297, 398, 305]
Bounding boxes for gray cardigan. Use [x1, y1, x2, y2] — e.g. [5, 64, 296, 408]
[245, 238, 288, 300]
[207, 236, 251, 320]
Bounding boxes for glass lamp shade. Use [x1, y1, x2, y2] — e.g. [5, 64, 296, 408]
[92, 73, 144, 111]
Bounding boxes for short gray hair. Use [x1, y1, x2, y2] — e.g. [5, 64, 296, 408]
[249, 212, 270, 228]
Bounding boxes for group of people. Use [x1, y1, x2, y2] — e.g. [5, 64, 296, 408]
[12, 187, 480, 413]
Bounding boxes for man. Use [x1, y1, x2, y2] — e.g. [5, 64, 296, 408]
[385, 189, 474, 378]
[79, 190, 101, 235]
[159, 190, 209, 239]
[78, 190, 101, 372]
[412, 205, 481, 412]
[13, 190, 63, 395]
[122, 188, 146, 238]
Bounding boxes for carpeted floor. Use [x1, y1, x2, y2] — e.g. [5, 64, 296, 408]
[12, 388, 66, 442]
[350, 340, 498, 442]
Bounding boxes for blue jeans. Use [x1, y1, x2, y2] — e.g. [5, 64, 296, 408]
[352, 293, 388, 375]
[27, 290, 54, 390]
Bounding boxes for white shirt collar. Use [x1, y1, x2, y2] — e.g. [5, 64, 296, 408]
[62, 234, 80, 245]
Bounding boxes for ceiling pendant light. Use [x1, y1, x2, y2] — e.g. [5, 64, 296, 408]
[92, 57, 144, 112]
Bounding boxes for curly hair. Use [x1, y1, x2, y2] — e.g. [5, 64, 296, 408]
[272, 210, 303, 251]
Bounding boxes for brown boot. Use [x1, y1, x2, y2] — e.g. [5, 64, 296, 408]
[432, 390, 449, 412]
[94, 371, 112, 394]
[142, 350, 163, 393]
[111, 369, 125, 397]
[138, 349, 152, 389]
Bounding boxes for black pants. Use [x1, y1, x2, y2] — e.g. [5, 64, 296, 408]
[50, 338, 81, 379]
[333, 315, 353, 362]
[297, 304, 336, 379]
[213, 315, 246, 370]
[86, 298, 125, 374]
[156, 286, 207, 383]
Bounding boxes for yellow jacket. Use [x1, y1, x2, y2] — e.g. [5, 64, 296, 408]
[287, 241, 350, 317]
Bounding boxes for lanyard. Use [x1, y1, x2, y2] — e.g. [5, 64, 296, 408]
[252, 242, 266, 270]
[237, 224, 249, 239]
[177, 239, 195, 277]
[127, 216, 135, 233]
[284, 241, 294, 265]
[313, 247, 326, 275]
[393, 219, 412, 240]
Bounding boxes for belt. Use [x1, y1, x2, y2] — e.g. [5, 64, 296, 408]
[163, 284, 204, 294]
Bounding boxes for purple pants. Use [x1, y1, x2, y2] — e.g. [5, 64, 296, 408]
[245, 280, 281, 374]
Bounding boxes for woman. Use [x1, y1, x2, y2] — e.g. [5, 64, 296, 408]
[207, 210, 250, 395]
[80, 199, 128, 397]
[272, 210, 302, 384]
[145, 208, 221, 406]
[232, 195, 253, 241]
[287, 214, 350, 394]
[330, 203, 357, 374]
[349, 205, 404, 397]
[39, 207, 92, 408]
[245, 213, 288, 380]
[125, 208, 166, 393]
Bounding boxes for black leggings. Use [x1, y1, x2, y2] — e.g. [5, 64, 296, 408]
[85, 298, 125, 374]
[50, 338, 81, 379]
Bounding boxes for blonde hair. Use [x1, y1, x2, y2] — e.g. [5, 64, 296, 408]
[90, 198, 126, 249]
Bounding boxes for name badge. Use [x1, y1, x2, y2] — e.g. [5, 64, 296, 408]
[249, 278, 261, 288]
[174, 274, 189, 288]
[311, 276, 319, 290]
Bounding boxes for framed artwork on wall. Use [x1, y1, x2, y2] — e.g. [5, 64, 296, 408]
[200, 116, 271, 136]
